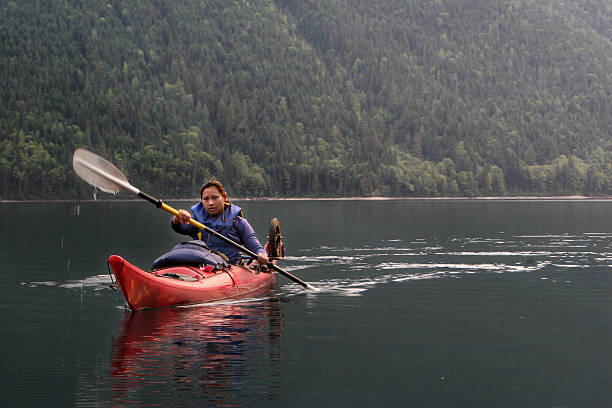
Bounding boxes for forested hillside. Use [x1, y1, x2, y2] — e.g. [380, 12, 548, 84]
[1, 0, 611, 199]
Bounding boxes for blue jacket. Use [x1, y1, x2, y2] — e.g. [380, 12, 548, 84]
[171, 202, 265, 264]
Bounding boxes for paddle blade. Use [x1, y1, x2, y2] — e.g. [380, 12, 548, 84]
[73, 148, 131, 194]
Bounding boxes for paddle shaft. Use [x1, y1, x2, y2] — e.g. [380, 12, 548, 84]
[74, 153, 316, 290]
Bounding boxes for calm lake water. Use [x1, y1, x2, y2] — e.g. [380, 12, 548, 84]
[1, 199, 612, 407]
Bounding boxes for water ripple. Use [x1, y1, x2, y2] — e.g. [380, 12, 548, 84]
[21, 232, 612, 302]
[276, 231, 612, 297]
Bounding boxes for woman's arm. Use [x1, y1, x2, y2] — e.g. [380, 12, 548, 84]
[170, 210, 199, 238]
[235, 217, 269, 264]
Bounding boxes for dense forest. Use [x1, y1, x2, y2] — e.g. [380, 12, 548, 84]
[0, 0, 611, 199]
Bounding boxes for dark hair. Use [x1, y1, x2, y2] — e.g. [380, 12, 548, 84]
[200, 180, 227, 198]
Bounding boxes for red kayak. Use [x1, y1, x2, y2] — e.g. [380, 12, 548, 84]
[108, 255, 277, 311]
[108, 218, 285, 311]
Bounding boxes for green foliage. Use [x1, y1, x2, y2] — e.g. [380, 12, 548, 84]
[0, 0, 611, 199]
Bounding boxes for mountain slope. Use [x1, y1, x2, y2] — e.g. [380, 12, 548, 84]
[0, 0, 610, 199]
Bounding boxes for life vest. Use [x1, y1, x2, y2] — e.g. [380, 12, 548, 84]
[190, 201, 244, 263]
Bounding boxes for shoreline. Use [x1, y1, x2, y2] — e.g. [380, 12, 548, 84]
[2, 195, 611, 203]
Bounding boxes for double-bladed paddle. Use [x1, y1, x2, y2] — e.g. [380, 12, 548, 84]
[72, 148, 317, 290]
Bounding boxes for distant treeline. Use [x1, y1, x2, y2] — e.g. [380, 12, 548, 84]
[1, 0, 611, 199]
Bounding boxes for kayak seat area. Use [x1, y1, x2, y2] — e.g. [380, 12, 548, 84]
[151, 240, 230, 270]
[151, 266, 216, 282]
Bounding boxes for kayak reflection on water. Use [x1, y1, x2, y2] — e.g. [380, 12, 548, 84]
[110, 299, 283, 406]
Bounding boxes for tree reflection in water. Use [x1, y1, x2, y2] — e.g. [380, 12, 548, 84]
[111, 299, 283, 406]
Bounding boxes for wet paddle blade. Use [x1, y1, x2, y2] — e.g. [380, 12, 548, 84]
[72, 148, 132, 194]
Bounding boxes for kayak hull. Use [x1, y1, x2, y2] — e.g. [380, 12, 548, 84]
[108, 255, 277, 311]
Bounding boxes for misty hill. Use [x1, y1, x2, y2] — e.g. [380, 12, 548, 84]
[1, 0, 611, 199]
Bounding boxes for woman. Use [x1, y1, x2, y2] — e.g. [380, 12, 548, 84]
[171, 180, 269, 265]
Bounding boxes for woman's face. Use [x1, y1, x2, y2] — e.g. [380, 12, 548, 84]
[201, 186, 227, 217]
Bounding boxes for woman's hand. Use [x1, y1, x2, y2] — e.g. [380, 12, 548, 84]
[257, 251, 269, 265]
[172, 209, 191, 224]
